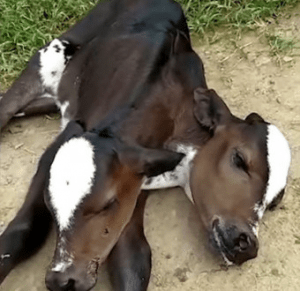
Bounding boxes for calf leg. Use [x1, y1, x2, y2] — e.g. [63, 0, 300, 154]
[0, 37, 79, 132]
[0, 0, 123, 132]
[0, 168, 52, 284]
[14, 97, 59, 117]
[0, 52, 45, 131]
[0, 121, 84, 284]
[107, 191, 151, 291]
[0, 0, 139, 132]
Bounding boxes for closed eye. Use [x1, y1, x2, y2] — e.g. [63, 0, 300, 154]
[83, 198, 118, 218]
[101, 198, 118, 212]
[232, 150, 248, 173]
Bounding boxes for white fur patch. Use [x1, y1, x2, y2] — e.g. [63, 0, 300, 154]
[142, 144, 197, 202]
[251, 222, 259, 238]
[52, 261, 71, 273]
[212, 227, 233, 266]
[39, 39, 70, 97]
[0, 254, 11, 260]
[49, 137, 96, 231]
[255, 124, 291, 219]
[51, 237, 74, 272]
[13, 112, 26, 118]
[59, 101, 70, 130]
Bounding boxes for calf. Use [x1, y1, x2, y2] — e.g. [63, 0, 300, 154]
[0, 0, 291, 290]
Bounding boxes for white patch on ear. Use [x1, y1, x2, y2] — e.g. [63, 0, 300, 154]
[49, 137, 96, 231]
[255, 124, 291, 219]
[39, 39, 71, 97]
[142, 144, 197, 203]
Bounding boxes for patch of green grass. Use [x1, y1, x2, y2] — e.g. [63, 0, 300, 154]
[176, 0, 299, 34]
[266, 33, 299, 55]
[0, 0, 97, 88]
[1, 0, 300, 89]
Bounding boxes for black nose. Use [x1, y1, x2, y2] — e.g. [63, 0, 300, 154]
[228, 230, 258, 264]
[45, 271, 75, 291]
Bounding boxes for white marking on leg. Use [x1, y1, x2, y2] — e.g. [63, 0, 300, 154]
[255, 124, 291, 219]
[41, 93, 54, 98]
[39, 39, 71, 97]
[59, 101, 70, 130]
[142, 144, 197, 203]
[49, 137, 96, 231]
[13, 112, 26, 118]
[0, 254, 11, 260]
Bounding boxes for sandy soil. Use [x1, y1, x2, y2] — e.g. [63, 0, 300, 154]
[1, 7, 300, 291]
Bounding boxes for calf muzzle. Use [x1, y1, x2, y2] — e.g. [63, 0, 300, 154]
[45, 267, 95, 291]
[212, 217, 259, 265]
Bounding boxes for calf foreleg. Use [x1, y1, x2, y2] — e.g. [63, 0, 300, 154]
[0, 53, 45, 131]
[107, 191, 151, 291]
[0, 121, 84, 284]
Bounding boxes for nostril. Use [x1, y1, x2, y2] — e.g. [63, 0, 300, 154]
[239, 233, 250, 251]
[64, 278, 75, 289]
[45, 271, 75, 291]
[238, 233, 250, 251]
[212, 217, 220, 228]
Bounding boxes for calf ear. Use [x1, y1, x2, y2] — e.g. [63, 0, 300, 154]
[173, 30, 192, 55]
[245, 112, 265, 124]
[118, 146, 185, 178]
[193, 88, 232, 132]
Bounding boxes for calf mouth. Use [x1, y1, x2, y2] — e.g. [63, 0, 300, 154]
[211, 218, 258, 266]
[211, 222, 234, 266]
[46, 257, 100, 291]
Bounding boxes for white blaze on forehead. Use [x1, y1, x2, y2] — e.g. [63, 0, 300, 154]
[265, 124, 291, 204]
[49, 137, 96, 231]
[256, 124, 291, 219]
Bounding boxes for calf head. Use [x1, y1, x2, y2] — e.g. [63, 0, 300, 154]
[191, 88, 291, 265]
[44, 127, 184, 291]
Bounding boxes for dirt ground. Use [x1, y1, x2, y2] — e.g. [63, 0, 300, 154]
[1, 6, 300, 291]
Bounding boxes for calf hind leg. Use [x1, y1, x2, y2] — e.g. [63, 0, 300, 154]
[107, 191, 151, 291]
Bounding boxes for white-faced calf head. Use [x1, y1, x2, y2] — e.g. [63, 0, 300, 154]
[44, 129, 184, 291]
[190, 88, 291, 265]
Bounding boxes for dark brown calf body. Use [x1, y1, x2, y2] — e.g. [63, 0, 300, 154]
[0, 0, 207, 289]
[0, 0, 291, 290]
